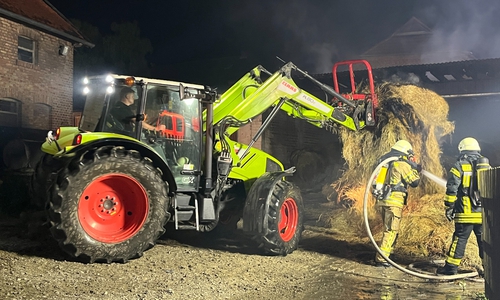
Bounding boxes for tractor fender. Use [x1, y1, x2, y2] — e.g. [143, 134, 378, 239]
[63, 138, 177, 193]
[242, 168, 295, 234]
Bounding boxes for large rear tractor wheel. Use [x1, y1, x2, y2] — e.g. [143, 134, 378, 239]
[49, 146, 169, 263]
[256, 180, 304, 255]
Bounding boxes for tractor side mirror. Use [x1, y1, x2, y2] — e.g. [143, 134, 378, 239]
[179, 83, 185, 99]
[179, 83, 191, 100]
[180, 84, 217, 102]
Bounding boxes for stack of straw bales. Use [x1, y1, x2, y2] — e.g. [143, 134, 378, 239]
[324, 83, 481, 266]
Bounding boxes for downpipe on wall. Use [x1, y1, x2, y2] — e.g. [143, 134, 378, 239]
[363, 157, 479, 280]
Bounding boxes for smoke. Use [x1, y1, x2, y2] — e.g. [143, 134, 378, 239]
[266, 1, 341, 73]
[187, 0, 500, 77]
[306, 42, 340, 73]
[389, 72, 421, 85]
[417, 0, 500, 60]
[267, 0, 500, 71]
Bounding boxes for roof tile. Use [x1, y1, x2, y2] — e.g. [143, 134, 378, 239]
[0, 0, 85, 41]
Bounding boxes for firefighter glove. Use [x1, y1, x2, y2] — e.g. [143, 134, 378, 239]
[407, 159, 421, 172]
[445, 207, 454, 222]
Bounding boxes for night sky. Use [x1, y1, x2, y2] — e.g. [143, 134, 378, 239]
[48, 0, 500, 85]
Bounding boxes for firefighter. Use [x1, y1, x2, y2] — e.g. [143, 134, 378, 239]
[438, 137, 490, 275]
[374, 140, 421, 267]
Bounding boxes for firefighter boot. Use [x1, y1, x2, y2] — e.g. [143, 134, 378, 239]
[375, 261, 391, 268]
[437, 262, 458, 275]
[475, 263, 484, 278]
[374, 254, 392, 268]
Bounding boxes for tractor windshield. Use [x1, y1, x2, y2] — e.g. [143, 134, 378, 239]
[141, 83, 202, 191]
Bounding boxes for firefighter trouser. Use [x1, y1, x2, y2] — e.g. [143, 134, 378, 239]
[375, 206, 402, 263]
[445, 223, 483, 267]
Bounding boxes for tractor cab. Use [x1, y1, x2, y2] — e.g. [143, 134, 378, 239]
[79, 74, 205, 191]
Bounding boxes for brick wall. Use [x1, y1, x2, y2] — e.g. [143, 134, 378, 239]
[234, 115, 262, 149]
[0, 17, 74, 130]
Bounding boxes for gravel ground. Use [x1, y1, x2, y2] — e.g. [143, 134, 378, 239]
[0, 195, 487, 300]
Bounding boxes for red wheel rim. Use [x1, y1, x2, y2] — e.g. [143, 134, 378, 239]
[78, 174, 148, 243]
[278, 197, 299, 242]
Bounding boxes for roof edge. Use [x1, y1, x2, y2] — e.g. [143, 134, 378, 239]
[0, 7, 94, 48]
[313, 57, 500, 77]
[43, 0, 93, 47]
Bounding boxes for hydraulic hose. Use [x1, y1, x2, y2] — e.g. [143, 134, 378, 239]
[363, 157, 479, 280]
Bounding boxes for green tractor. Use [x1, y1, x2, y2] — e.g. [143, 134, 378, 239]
[31, 60, 377, 263]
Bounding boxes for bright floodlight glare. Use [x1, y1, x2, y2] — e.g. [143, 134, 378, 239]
[83, 86, 90, 95]
[106, 86, 115, 94]
[105, 75, 113, 83]
[83, 77, 89, 85]
[183, 98, 194, 105]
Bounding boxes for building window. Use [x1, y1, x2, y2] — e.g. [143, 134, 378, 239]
[18, 36, 36, 63]
[0, 98, 22, 127]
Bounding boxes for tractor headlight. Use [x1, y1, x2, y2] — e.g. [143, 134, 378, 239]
[106, 86, 115, 94]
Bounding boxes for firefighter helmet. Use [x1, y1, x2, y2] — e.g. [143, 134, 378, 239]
[458, 137, 481, 152]
[391, 140, 413, 156]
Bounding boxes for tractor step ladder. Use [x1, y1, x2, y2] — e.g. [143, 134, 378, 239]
[174, 195, 199, 231]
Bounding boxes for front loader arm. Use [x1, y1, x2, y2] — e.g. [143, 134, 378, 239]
[213, 61, 365, 137]
[202, 61, 371, 183]
[273, 76, 361, 132]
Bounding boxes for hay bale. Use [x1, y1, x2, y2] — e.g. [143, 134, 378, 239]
[324, 83, 482, 266]
[334, 83, 453, 194]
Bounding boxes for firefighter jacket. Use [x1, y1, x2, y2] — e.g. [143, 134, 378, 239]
[377, 150, 421, 208]
[444, 151, 490, 224]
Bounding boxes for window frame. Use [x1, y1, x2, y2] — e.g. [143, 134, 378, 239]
[17, 35, 36, 64]
[0, 98, 22, 127]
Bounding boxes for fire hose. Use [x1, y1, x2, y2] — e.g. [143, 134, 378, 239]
[363, 156, 479, 280]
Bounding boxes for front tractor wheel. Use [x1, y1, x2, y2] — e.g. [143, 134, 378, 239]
[257, 181, 304, 255]
[49, 147, 169, 263]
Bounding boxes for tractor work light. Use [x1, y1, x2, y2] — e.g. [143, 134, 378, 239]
[105, 75, 114, 83]
[124, 76, 135, 86]
[83, 86, 90, 95]
[106, 86, 115, 94]
[83, 77, 89, 85]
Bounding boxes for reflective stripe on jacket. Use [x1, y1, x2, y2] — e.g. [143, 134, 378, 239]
[381, 159, 420, 208]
